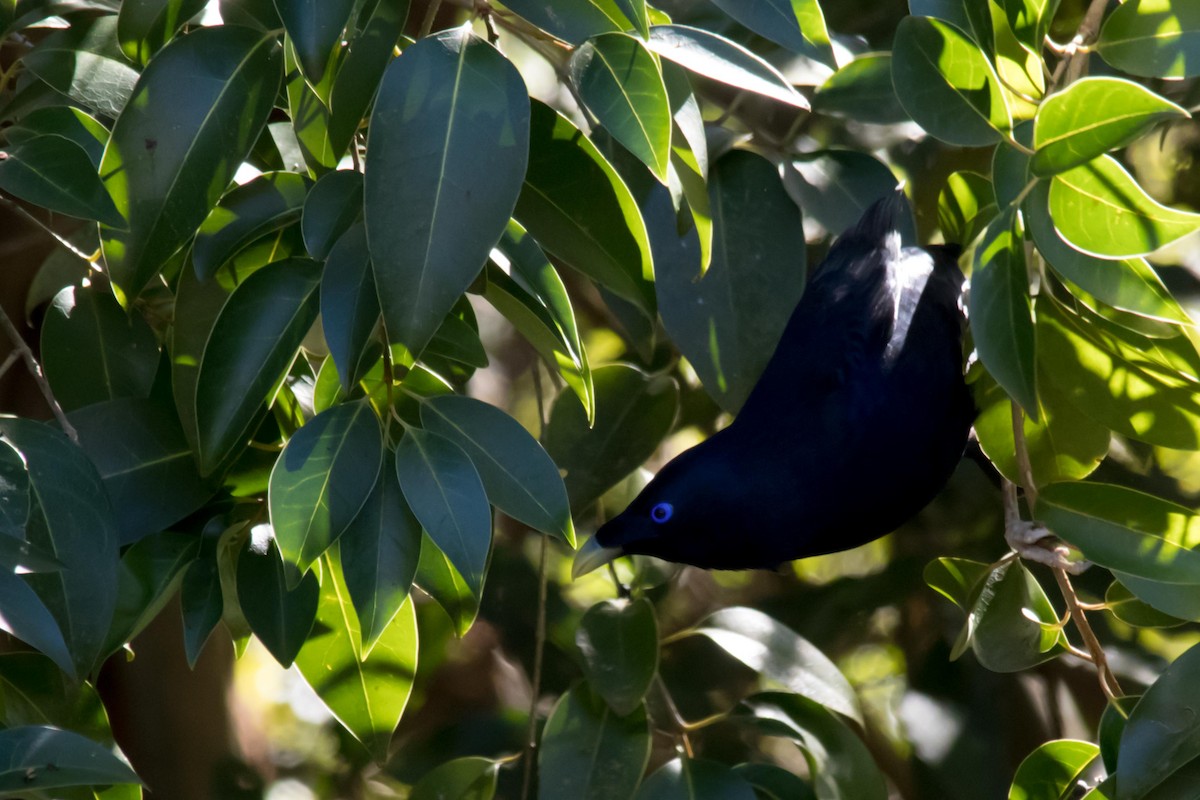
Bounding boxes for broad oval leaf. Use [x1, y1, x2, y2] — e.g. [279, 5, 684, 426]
[938, 171, 997, 246]
[276, 0, 355, 85]
[395, 428, 491, 598]
[102, 530, 200, 657]
[693, 607, 862, 724]
[269, 400, 383, 583]
[576, 598, 658, 716]
[295, 552, 418, 762]
[538, 686, 650, 800]
[813, 53, 908, 125]
[645, 25, 810, 109]
[192, 171, 310, 281]
[366, 25, 530, 359]
[659, 150, 805, 413]
[967, 561, 1064, 672]
[709, 0, 833, 68]
[100, 25, 282, 303]
[571, 33, 671, 183]
[320, 222, 379, 392]
[516, 100, 655, 312]
[733, 763, 817, 800]
[41, 284, 159, 413]
[1032, 78, 1190, 176]
[892, 16, 1012, 146]
[0, 135, 123, 227]
[302, 169, 363, 261]
[1049, 154, 1200, 259]
[968, 209, 1038, 418]
[0, 419, 119, 680]
[0, 573, 75, 680]
[410, 757, 499, 800]
[0, 726, 140, 792]
[236, 534, 319, 667]
[1097, 0, 1200, 80]
[1008, 739, 1099, 800]
[499, 0, 630, 45]
[1117, 641, 1200, 798]
[117, 0, 207, 64]
[194, 258, 323, 475]
[5, 107, 108, 169]
[414, 530, 479, 637]
[1105, 581, 1186, 628]
[544, 364, 679, 512]
[421, 394, 574, 545]
[635, 758, 757, 800]
[326, 0, 409, 156]
[1038, 481, 1200, 584]
[21, 16, 139, 119]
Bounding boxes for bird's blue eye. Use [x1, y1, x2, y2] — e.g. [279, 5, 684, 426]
[650, 502, 673, 523]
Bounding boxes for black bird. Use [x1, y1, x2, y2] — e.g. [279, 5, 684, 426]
[573, 191, 976, 576]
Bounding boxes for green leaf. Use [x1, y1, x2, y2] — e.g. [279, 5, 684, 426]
[420, 394, 573, 545]
[276, 0, 355, 85]
[993, 123, 1033, 209]
[1025, 182, 1190, 324]
[712, 0, 834, 67]
[283, 35, 337, 173]
[909, 0, 995, 47]
[236, 534, 319, 668]
[989, 0, 1044, 122]
[5, 107, 108, 169]
[499, 0, 630, 45]
[0, 652, 116, 745]
[194, 257, 322, 475]
[1050, 154, 1200, 258]
[1099, 696, 1139, 774]
[99, 25, 282, 302]
[180, 530, 223, 668]
[538, 686, 650, 800]
[302, 169, 363, 261]
[784, 149, 907, 242]
[21, 16, 138, 119]
[516, 100, 655, 311]
[414, 531, 479, 637]
[102, 530, 200, 657]
[924, 557, 992, 610]
[1105, 581, 1186, 628]
[171, 258, 232, 457]
[659, 150, 805, 413]
[645, 25, 810, 109]
[0, 573, 74, 678]
[966, 561, 1064, 671]
[69, 397, 211, 544]
[410, 756, 499, 800]
[635, 758, 757, 800]
[544, 364, 679, 512]
[571, 33, 671, 183]
[295, 552, 418, 762]
[732, 763, 817, 800]
[326, 0, 408, 156]
[892, 15, 1012, 146]
[999, 0, 1060, 52]
[41, 284, 159, 413]
[0, 438, 28, 538]
[395, 428, 491, 599]
[1097, 0, 1200, 79]
[0, 726, 140, 791]
[734, 693, 886, 800]
[1117, 641, 1200, 797]
[0, 135, 123, 226]
[1008, 739, 1099, 800]
[693, 607, 862, 724]
[0, 419, 119, 680]
[269, 400, 383, 583]
[813, 53, 908, 125]
[969, 209, 1038, 418]
[366, 26, 529, 359]
[486, 220, 593, 422]
[1032, 78, 1189, 176]
[1037, 481, 1200, 584]
[938, 171, 997, 246]
[339, 451, 421, 653]
[192, 171, 310, 281]
[576, 598, 658, 716]
[320, 221, 379, 392]
[116, 0, 207, 64]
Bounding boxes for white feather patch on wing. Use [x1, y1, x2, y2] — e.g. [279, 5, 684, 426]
[884, 247, 935, 365]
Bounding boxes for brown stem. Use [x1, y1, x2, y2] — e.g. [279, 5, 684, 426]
[520, 534, 550, 800]
[0, 302, 78, 442]
[1048, 0, 1110, 90]
[417, 0, 445, 39]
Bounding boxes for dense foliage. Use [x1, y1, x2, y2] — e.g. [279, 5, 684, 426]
[1, 0, 1200, 797]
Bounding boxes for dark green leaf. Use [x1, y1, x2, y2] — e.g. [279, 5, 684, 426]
[302, 169, 363, 261]
[544, 364, 678, 512]
[269, 400, 382, 583]
[733, 763, 816, 800]
[0, 652, 115, 744]
[571, 33, 671, 182]
[395, 428, 491, 599]
[414, 531, 478, 637]
[0, 726, 140, 791]
[1007, 739, 1098, 800]
[5, 106, 108, 168]
[21, 16, 138, 119]
[1117, 641, 1200, 797]
[99, 25, 282, 302]
[194, 257, 322, 475]
[41, 283, 159, 413]
[969, 209, 1038, 417]
[366, 26, 529, 359]
[192, 171, 310, 281]
[576, 598, 657, 716]
[0, 438, 28, 538]
[499, 0, 630, 45]
[171, 257, 232, 456]
[784, 149, 907, 243]
[659, 150, 805, 413]
[0, 573, 74, 677]
[539, 686, 650, 800]
[993, 123, 1033, 209]
[276, 0, 355, 84]
[516, 100, 655, 313]
[938, 171, 997, 246]
[237, 534, 318, 667]
[180, 529, 223, 668]
[0, 135, 123, 226]
[1105, 581, 1185, 628]
[320, 221, 379, 392]
[636, 758, 757, 800]
[69, 397, 211, 544]
[962, 561, 1063, 671]
[813, 53, 908, 125]
[1099, 695, 1139, 774]
[326, 0, 408, 156]
[24, 228, 97, 320]
[892, 16, 1012, 146]
[1097, 0, 1200, 79]
[0, 419, 119, 680]
[645, 25, 810, 109]
[295, 551, 417, 762]
[283, 34, 337, 173]
[908, 0, 994, 47]
[102, 530, 199, 657]
[712, 0, 833, 66]
[410, 756, 498, 800]
[116, 0, 207, 64]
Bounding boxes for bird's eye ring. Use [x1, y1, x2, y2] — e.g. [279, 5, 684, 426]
[650, 502, 673, 523]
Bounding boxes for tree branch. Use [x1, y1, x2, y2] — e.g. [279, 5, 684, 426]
[0, 302, 78, 443]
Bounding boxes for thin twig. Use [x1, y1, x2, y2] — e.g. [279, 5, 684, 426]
[418, 0, 445, 39]
[0, 303, 78, 442]
[651, 675, 694, 757]
[1048, 0, 1111, 91]
[0, 349, 21, 382]
[520, 534, 550, 800]
[0, 194, 97, 265]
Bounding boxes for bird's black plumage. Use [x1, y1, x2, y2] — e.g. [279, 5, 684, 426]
[574, 192, 976, 574]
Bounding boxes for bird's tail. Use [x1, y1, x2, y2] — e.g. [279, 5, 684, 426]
[848, 186, 910, 244]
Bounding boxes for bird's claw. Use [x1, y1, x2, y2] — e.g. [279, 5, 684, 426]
[1005, 520, 1090, 575]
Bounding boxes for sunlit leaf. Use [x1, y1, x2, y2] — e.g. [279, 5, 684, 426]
[1097, 0, 1200, 79]
[192, 171, 310, 281]
[1007, 739, 1099, 800]
[0, 135, 123, 226]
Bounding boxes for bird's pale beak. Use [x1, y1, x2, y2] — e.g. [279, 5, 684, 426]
[572, 536, 623, 580]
